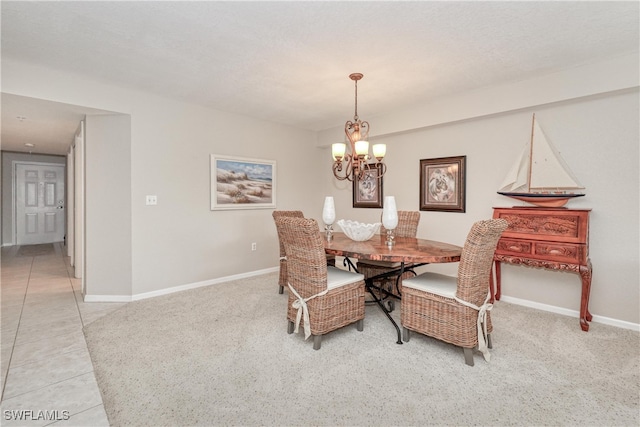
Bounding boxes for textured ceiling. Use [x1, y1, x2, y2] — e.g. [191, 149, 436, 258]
[1, 1, 638, 155]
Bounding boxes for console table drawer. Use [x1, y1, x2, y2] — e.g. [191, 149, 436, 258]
[496, 238, 532, 255]
[496, 238, 586, 264]
[533, 241, 586, 263]
[493, 207, 589, 244]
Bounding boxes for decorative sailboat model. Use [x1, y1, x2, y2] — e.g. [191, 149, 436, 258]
[497, 114, 585, 208]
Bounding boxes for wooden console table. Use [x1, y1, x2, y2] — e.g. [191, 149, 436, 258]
[492, 207, 593, 331]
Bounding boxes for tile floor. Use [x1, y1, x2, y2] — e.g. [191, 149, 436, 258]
[1, 243, 126, 426]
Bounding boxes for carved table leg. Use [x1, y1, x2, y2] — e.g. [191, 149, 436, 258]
[494, 260, 502, 301]
[579, 259, 593, 331]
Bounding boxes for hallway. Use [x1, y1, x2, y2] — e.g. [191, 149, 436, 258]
[1, 242, 125, 425]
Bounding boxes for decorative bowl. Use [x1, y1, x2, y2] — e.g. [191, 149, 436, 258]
[336, 219, 381, 241]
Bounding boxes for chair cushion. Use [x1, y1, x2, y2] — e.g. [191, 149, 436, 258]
[357, 259, 402, 268]
[402, 272, 457, 298]
[326, 266, 364, 290]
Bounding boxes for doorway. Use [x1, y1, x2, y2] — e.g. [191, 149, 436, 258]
[2, 95, 132, 300]
[14, 162, 65, 245]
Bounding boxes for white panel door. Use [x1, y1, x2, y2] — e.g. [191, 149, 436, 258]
[16, 163, 65, 245]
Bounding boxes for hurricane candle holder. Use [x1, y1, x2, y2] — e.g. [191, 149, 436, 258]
[322, 196, 336, 242]
[382, 196, 398, 247]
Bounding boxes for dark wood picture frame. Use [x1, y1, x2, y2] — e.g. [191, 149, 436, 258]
[353, 163, 384, 208]
[419, 155, 466, 212]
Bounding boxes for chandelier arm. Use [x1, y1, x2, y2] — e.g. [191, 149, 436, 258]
[346, 153, 358, 181]
[332, 162, 349, 181]
[345, 120, 355, 144]
[359, 121, 369, 140]
[377, 162, 387, 180]
[333, 154, 357, 182]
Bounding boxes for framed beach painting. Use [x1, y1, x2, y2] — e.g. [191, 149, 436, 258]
[353, 163, 384, 208]
[419, 155, 466, 212]
[210, 155, 276, 210]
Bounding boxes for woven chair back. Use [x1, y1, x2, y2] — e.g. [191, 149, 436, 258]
[456, 219, 508, 305]
[274, 216, 328, 299]
[272, 210, 304, 257]
[380, 211, 420, 237]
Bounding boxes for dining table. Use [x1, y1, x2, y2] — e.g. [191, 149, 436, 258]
[324, 232, 462, 344]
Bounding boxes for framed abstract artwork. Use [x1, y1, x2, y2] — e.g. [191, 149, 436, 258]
[210, 155, 276, 210]
[419, 155, 466, 212]
[353, 163, 384, 208]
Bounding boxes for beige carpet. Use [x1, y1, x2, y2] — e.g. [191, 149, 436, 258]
[17, 243, 54, 257]
[84, 272, 639, 426]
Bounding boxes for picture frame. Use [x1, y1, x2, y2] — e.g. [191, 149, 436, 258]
[210, 155, 276, 210]
[419, 155, 466, 212]
[353, 163, 384, 208]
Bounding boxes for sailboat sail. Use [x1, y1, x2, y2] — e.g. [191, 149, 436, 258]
[498, 114, 585, 207]
[498, 144, 530, 193]
[528, 119, 584, 191]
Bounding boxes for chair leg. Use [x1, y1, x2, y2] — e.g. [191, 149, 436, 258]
[487, 333, 493, 349]
[356, 319, 364, 331]
[402, 327, 410, 342]
[463, 347, 474, 366]
[278, 285, 284, 294]
[313, 335, 322, 350]
[287, 321, 294, 334]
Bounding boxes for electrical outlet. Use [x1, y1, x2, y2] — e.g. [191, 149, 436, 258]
[251, 242, 257, 251]
[145, 195, 158, 205]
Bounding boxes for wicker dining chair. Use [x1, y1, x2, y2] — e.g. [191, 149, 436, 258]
[273, 210, 335, 294]
[357, 211, 421, 300]
[400, 219, 508, 366]
[274, 216, 365, 350]
[272, 210, 305, 294]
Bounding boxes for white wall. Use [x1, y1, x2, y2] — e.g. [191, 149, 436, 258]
[128, 98, 322, 294]
[2, 58, 322, 298]
[84, 114, 132, 297]
[322, 57, 639, 325]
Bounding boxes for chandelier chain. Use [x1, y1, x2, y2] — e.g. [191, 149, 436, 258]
[354, 78, 358, 121]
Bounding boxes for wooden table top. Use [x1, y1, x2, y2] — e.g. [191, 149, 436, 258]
[324, 232, 462, 263]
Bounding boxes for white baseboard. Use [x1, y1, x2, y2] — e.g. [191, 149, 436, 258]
[82, 269, 640, 332]
[83, 267, 279, 303]
[500, 295, 640, 332]
[83, 294, 132, 303]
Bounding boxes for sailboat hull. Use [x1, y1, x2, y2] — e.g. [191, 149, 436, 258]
[497, 192, 585, 208]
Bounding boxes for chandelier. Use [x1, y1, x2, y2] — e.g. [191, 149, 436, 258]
[332, 73, 386, 181]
